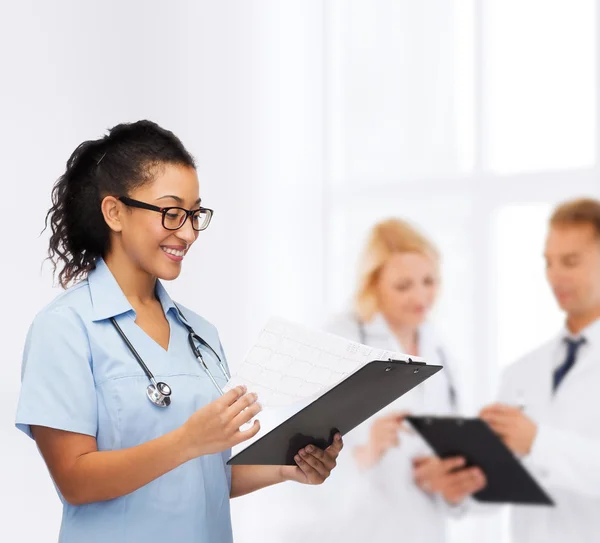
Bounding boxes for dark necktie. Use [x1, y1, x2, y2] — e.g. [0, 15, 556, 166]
[553, 337, 585, 392]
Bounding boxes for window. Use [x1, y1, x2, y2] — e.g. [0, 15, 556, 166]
[484, 0, 596, 173]
[493, 203, 563, 371]
[327, 0, 475, 184]
[325, 2, 599, 542]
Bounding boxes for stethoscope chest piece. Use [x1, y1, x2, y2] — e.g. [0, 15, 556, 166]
[147, 381, 172, 408]
[111, 304, 229, 408]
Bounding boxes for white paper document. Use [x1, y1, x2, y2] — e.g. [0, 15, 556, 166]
[224, 317, 419, 409]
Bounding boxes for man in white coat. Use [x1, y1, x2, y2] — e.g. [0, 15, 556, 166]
[420, 198, 600, 542]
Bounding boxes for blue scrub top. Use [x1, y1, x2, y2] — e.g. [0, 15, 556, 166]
[15, 258, 233, 543]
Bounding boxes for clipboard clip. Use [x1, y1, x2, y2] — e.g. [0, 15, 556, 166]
[387, 357, 426, 366]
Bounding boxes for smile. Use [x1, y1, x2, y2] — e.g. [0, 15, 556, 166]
[161, 247, 186, 258]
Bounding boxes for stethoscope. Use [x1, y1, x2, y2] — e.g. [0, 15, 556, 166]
[357, 319, 458, 408]
[110, 304, 230, 408]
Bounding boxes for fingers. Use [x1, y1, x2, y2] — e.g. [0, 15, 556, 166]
[454, 472, 485, 499]
[413, 457, 439, 481]
[386, 434, 400, 449]
[387, 412, 409, 429]
[414, 458, 480, 498]
[295, 447, 330, 482]
[220, 385, 248, 406]
[445, 467, 486, 497]
[438, 456, 467, 474]
[226, 391, 259, 419]
[480, 404, 518, 418]
[413, 456, 441, 492]
[373, 421, 404, 446]
[412, 455, 435, 467]
[413, 456, 442, 491]
[479, 402, 502, 414]
[374, 412, 408, 432]
[232, 419, 261, 446]
[386, 411, 409, 423]
[325, 433, 344, 459]
[399, 422, 414, 434]
[231, 400, 262, 429]
[481, 409, 508, 430]
[294, 451, 323, 480]
[412, 456, 466, 475]
[472, 471, 487, 492]
[414, 456, 465, 482]
[481, 409, 514, 429]
[481, 412, 510, 424]
[482, 416, 512, 436]
[294, 435, 343, 484]
[306, 444, 335, 472]
[414, 468, 437, 491]
[377, 419, 406, 431]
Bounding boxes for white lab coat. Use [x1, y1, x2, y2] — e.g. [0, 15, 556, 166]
[495, 318, 600, 543]
[231, 313, 458, 543]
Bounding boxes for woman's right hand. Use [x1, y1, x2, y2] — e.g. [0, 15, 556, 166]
[353, 412, 407, 468]
[413, 455, 486, 504]
[182, 386, 262, 458]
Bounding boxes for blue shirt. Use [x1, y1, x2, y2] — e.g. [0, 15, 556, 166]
[15, 258, 233, 543]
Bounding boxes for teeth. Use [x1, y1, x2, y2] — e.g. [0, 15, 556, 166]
[162, 247, 185, 257]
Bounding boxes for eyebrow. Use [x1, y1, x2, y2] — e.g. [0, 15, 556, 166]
[544, 252, 580, 259]
[157, 195, 202, 206]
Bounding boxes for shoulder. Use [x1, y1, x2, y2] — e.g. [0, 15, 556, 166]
[174, 303, 221, 345]
[21, 282, 94, 379]
[418, 321, 453, 360]
[323, 312, 360, 340]
[31, 280, 92, 332]
[419, 321, 445, 349]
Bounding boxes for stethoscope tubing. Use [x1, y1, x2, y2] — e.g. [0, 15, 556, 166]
[110, 303, 230, 406]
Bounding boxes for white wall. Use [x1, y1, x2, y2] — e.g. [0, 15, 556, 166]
[0, 1, 325, 540]
[1, 2, 599, 543]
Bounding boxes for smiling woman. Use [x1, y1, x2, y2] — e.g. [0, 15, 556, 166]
[15, 120, 343, 543]
[46, 121, 199, 287]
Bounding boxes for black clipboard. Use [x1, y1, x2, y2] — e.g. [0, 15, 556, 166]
[407, 416, 554, 506]
[227, 359, 442, 465]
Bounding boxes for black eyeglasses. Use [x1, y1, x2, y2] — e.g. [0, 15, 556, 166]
[119, 196, 213, 232]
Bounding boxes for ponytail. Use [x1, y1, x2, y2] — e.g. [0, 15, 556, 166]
[45, 120, 196, 288]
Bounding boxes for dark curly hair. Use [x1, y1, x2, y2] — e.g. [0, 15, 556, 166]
[45, 120, 196, 288]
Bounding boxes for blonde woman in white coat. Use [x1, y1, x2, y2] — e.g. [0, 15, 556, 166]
[318, 218, 485, 543]
[231, 218, 484, 543]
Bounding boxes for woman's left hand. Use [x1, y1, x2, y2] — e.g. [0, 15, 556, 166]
[281, 433, 344, 485]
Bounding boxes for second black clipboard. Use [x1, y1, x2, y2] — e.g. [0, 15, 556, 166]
[407, 416, 554, 506]
[227, 359, 442, 466]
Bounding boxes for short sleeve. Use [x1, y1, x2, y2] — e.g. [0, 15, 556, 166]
[15, 307, 98, 439]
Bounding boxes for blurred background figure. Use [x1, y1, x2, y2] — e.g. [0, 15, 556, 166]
[232, 218, 484, 543]
[323, 218, 485, 542]
[478, 199, 600, 543]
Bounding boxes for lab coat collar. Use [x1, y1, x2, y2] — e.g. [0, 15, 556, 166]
[362, 313, 435, 353]
[88, 257, 176, 322]
[561, 317, 600, 344]
[363, 313, 394, 337]
[550, 317, 600, 372]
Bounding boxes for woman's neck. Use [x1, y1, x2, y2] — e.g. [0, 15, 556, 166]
[103, 251, 157, 305]
[387, 321, 419, 356]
